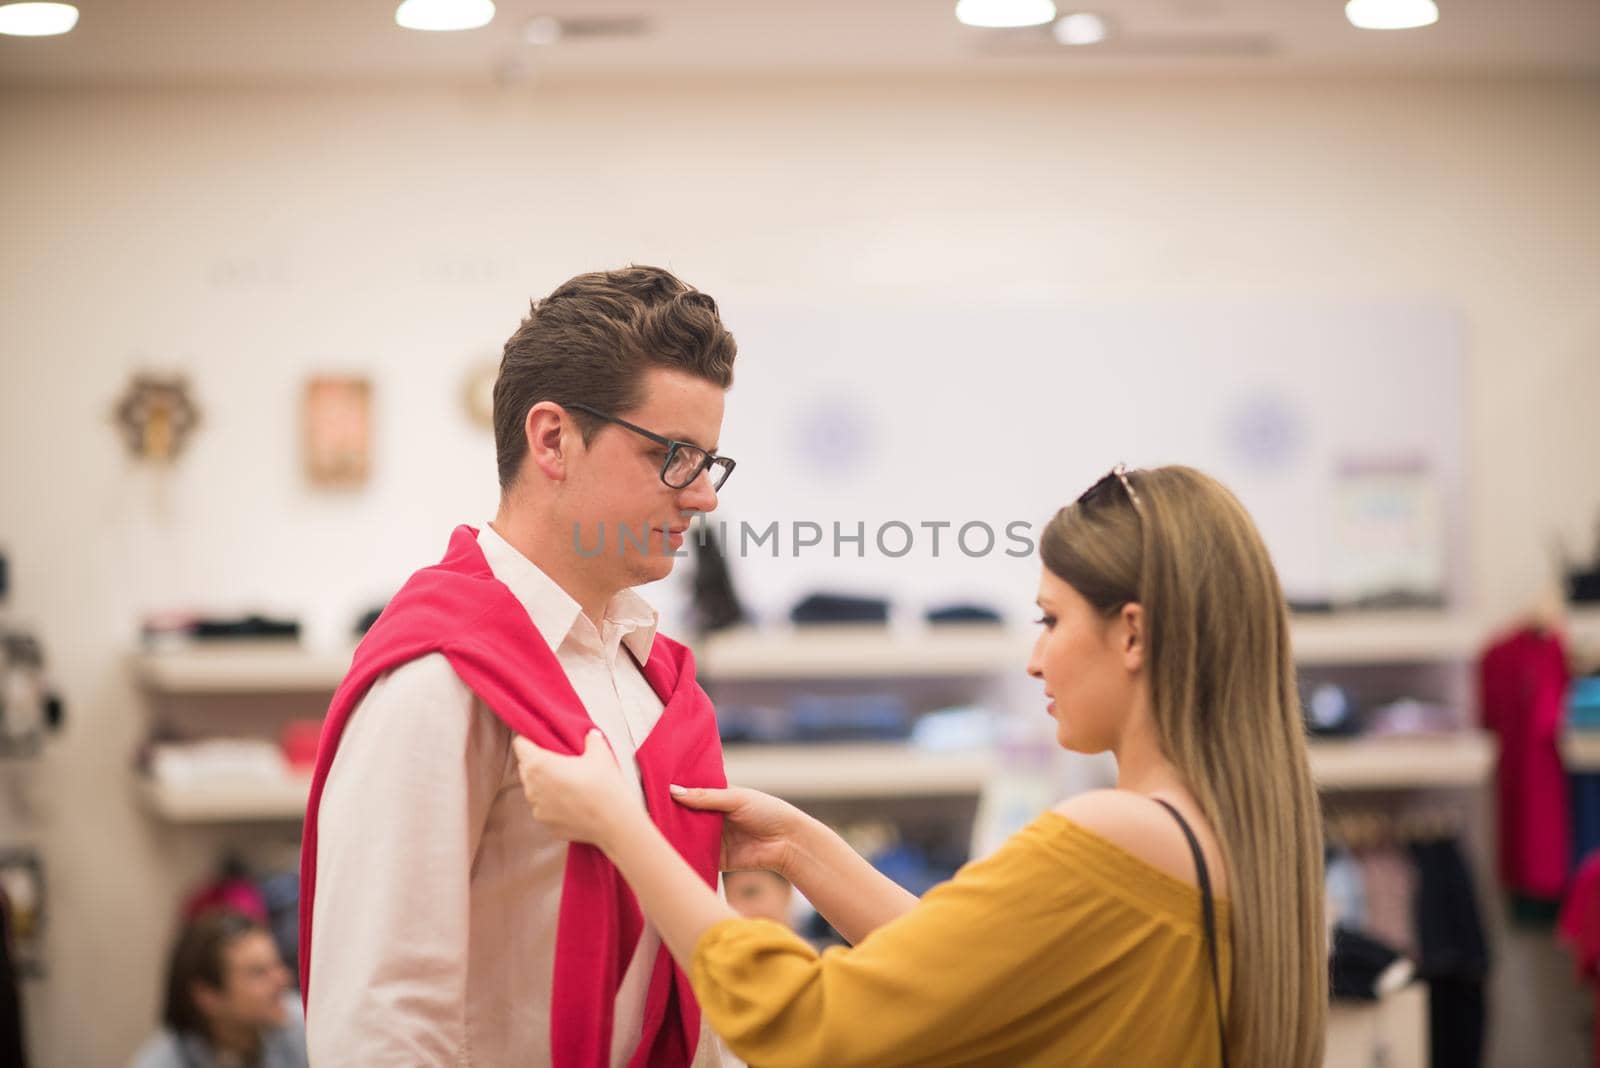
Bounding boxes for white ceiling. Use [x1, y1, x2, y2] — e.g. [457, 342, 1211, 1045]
[0, 0, 1596, 87]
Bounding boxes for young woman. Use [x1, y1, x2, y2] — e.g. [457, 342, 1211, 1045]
[516, 465, 1327, 1067]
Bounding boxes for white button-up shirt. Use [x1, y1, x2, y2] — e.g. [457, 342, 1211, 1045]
[307, 523, 721, 1067]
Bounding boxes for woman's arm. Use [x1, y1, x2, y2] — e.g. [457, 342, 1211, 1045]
[779, 810, 918, 943]
[671, 786, 919, 944]
[603, 807, 736, 964]
[516, 734, 1128, 1068]
[513, 732, 735, 964]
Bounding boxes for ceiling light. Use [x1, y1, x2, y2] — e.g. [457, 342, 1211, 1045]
[0, 2, 78, 37]
[955, 0, 1058, 30]
[1344, 0, 1439, 30]
[395, 0, 495, 32]
[1053, 12, 1108, 45]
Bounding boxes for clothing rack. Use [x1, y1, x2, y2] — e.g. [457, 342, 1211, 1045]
[1324, 803, 1465, 850]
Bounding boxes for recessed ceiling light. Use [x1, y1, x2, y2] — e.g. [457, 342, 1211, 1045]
[1053, 12, 1108, 45]
[1344, 0, 1439, 30]
[955, 0, 1058, 30]
[395, 0, 496, 32]
[0, 2, 78, 37]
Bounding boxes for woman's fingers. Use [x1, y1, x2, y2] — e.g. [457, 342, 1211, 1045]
[515, 730, 604, 769]
[580, 728, 615, 765]
[670, 785, 745, 812]
[515, 732, 608, 808]
[511, 735, 544, 767]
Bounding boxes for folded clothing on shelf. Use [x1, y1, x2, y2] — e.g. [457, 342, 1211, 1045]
[1570, 677, 1600, 729]
[148, 739, 291, 783]
[715, 704, 791, 745]
[789, 593, 889, 626]
[789, 694, 910, 742]
[716, 695, 912, 743]
[924, 603, 1003, 626]
[910, 706, 997, 750]
[1365, 699, 1458, 736]
[279, 719, 323, 771]
[1570, 566, 1600, 604]
[1303, 683, 1361, 737]
[141, 612, 302, 645]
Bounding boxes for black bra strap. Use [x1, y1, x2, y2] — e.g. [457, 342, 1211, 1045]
[1153, 798, 1229, 1068]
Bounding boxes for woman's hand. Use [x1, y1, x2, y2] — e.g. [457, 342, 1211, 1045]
[671, 784, 807, 879]
[513, 730, 645, 853]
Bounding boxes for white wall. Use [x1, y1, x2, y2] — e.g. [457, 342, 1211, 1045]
[1, 74, 1597, 1065]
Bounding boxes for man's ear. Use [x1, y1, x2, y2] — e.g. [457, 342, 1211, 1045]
[191, 979, 225, 1019]
[1120, 602, 1145, 674]
[523, 402, 574, 483]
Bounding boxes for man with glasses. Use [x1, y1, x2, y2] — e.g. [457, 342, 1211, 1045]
[301, 266, 737, 1067]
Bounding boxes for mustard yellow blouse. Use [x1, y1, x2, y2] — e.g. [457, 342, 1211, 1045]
[690, 812, 1232, 1068]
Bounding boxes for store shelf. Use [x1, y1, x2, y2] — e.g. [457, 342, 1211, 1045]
[1567, 607, 1600, 660]
[1325, 982, 1427, 1068]
[125, 613, 1490, 696]
[1307, 730, 1496, 791]
[1289, 612, 1485, 666]
[131, 642, 354, 694]
[1561, 729, 1600, 772]
[723, 743, 996, 799]
[698, 625, 1021, 681]
[136, 743, 996, 822]
[136, 732, 1488, 820]
[138, 774, 312, 822]
[700, 615, 1487, 681]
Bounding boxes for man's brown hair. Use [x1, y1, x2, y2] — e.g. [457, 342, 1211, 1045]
[162, 909, 270, 1039]
[494, 265, 737, 491]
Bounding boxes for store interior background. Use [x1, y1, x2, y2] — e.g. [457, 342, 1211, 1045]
[2, 1, 1598, 1064]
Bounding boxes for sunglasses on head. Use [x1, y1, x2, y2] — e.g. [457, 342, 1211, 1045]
[1076, 463, 1143, 511]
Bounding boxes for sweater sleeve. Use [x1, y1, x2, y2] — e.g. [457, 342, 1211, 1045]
[689, 815, 1164, 1068]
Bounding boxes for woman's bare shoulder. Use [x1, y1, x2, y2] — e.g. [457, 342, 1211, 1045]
[1050, 790, 1223, 893]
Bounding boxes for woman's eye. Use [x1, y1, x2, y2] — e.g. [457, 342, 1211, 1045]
[1034, 615, 1056, 628]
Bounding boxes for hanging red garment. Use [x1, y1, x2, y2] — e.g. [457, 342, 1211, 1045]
[1480, 626, 1571, 903]
[299, 525, 726, 1068]
[1558, 850, 1600, 1068]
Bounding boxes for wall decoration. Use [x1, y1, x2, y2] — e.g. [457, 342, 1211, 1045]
[790, 394, 875, 479]
[0, 849, 45, 979]
[303, 376, 372, 487]
[1222, 391, 1307, 474]
[113, 373, 201, 462]
[1330, 456, 1445, 608]
[462, 361, 497, 430]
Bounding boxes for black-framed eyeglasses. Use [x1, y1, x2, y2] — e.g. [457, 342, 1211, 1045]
[1076, 462, 1143, 511]
[565, 403, 736, 492]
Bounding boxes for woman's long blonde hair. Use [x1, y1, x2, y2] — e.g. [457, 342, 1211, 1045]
[1041, 465, 1326, 1067]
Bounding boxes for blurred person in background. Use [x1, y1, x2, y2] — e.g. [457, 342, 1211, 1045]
[129, 910, 306, 1068]
[724, 869, 794, 926]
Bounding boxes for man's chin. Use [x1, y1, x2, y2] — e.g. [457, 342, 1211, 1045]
[626, 554, 678, 587]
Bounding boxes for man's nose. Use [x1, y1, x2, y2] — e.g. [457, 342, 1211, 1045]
[678, 470, 719, 513]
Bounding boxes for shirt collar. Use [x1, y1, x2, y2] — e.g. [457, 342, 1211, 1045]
[476, 522, 658, 662]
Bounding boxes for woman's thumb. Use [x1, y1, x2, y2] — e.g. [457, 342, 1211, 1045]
[670, 784, 741, 811]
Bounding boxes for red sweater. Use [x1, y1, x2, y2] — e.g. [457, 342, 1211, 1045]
[1480, 626, 1571, 902]
[299, 525, 726, 1067]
